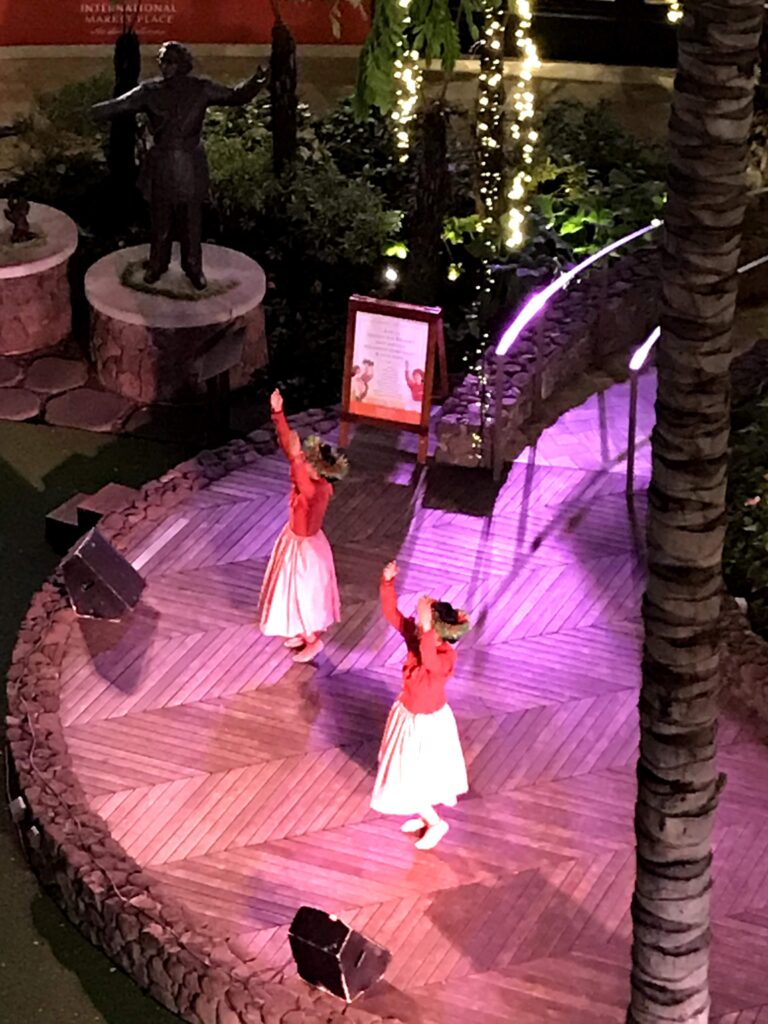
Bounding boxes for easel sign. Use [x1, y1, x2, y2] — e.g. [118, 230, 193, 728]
[339, 295, 448, 464]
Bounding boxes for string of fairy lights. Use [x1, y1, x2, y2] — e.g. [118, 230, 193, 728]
[468, 1, 541, 456]
[471, 1, 509, 453]
[666, 0, 683, 24]
[505, 0, 540, 249]
[390, 0, 422, 162]
[386, 0, 542, 459]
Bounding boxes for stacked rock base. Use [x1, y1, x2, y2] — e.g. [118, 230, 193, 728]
[6, 434, 400, 1024]
[91, 306, 267, 404]
[0, 260, 71, 356]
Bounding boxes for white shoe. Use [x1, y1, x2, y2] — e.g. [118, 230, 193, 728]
[284, 637, 305, 649]
[415, 820, 449, 851]
[293, 638, 324, 663]
[401, 818, 425, 834]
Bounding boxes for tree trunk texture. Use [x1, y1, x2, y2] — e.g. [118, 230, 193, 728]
[628, 3, 763, 1023]
[108, 30, 141, 193]
[403, 101, 450, 306]
[270, 20, 298, 175]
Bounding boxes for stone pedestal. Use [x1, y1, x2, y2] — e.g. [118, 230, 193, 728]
[0, 203, 78, 355]
[85, 243, 267, 404]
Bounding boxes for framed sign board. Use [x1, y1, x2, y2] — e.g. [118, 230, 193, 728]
[340, 296, 448, 464]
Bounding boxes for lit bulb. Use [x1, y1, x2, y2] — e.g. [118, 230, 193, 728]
[383, 266, 399, 283]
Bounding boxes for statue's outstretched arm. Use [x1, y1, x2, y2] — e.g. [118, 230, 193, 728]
[92, 84, 147, 122]
[205, 67, 268, 108]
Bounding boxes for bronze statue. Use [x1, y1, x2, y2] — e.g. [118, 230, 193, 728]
[4, 198, 36, 244]
[93, 42, 267, 291]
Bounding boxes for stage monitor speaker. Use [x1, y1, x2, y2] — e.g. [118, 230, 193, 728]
[289, 906, 391, 1003]
[61, 528, 145, 620]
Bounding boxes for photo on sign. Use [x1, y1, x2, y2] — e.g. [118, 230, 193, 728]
[348, 311, 430, 426]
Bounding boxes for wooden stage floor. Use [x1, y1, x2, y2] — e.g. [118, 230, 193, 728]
[58, 375, 768, 1023]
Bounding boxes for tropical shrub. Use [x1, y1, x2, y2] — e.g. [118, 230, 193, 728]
[3, 75, 666, 405]
[724, 393, 768, 639]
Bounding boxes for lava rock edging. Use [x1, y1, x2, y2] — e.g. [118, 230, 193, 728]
[5, 428, 400, 1024]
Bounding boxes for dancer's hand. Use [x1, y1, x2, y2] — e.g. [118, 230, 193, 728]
[286, 430, 301, 459]
[382, 561, 398, 582]
[270, 389, 283, 413]
[417, 595, 434, 633]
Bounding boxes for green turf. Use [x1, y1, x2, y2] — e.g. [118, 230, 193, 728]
[0, 420, 192, 1023]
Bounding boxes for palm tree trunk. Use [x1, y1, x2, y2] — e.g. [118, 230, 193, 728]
[628, 3, 763, 1023]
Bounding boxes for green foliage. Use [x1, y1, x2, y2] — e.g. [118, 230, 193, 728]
[204, 95, 318, 157]
[312, 98, 407, 194]
[14, 73, 111, 158]
[409, 0, 461, 68]
[4, 72, 667, 406]
[531, 162, 664, 255]
[203, 97, 403, 405]
[724, 397, 768, 639]
[205, 104, 402, 269]
[537, 100, 666, 180]
[354, 0, 482, 115]
[524, 102, 666, 255]
[354, 0, 409, 115]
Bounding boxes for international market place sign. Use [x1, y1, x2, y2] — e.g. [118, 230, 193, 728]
[0, 1, 370, 46]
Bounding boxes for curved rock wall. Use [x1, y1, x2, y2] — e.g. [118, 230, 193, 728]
[5, 433, 400, 1024]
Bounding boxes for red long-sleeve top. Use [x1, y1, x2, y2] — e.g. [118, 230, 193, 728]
[380, 576, 457, 714]
[274, 409, 332, 537]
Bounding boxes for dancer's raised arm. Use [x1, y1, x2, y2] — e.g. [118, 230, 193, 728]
[380, 561, 408, 635]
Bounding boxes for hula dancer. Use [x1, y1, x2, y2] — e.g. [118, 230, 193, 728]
[371, 560, 469, 850]
[258, 389, 348, 662]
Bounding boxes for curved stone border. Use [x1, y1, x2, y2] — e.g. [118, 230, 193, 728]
[85, 244, 267, 330]
[0, 203, 78, 278]
[435, 244, 660, 467]
[5, 424, 400, 1024]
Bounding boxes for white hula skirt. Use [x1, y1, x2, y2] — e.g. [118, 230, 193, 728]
[371, 699, 468, 816]
[258, 525, 340, 638]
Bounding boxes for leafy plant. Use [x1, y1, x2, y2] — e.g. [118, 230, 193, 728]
[524, 102, 666, 255]
[4, 72, 669, 407]
[354, 0, 480, 114]
[724, 395, 768, 639]
[14, 73, 112, 159]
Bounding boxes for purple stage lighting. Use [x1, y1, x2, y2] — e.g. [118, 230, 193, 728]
[629, 327, 660, 373]
[495, 221, 661, 358]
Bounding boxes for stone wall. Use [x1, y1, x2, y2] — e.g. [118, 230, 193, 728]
[5, 426, 400, 1024]
[91, 306, 268, 404]
[435, 244, 660, 468]
[0, 260, 71, 355]
[720, 598, 768, 723]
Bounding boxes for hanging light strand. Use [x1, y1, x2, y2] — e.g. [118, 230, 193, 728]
[390, 0, 423, 162]
[466, 1, 509, 457]
[667, 1, 683, 24]
[504, 0, 540, 249]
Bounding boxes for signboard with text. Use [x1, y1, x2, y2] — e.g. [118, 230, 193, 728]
[341, 295, 447, 463]
[0, 2, 369, 47]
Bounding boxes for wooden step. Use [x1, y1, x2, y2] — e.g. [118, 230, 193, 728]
[76, 483, 139, 530]
[45, 492, 88, 555]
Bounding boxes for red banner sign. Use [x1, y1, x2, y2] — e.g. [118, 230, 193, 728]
[0, 2, 369, 47]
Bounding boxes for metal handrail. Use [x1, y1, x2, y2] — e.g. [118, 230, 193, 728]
[624, 250, 768, 500]
[492, 219, 662, 479]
